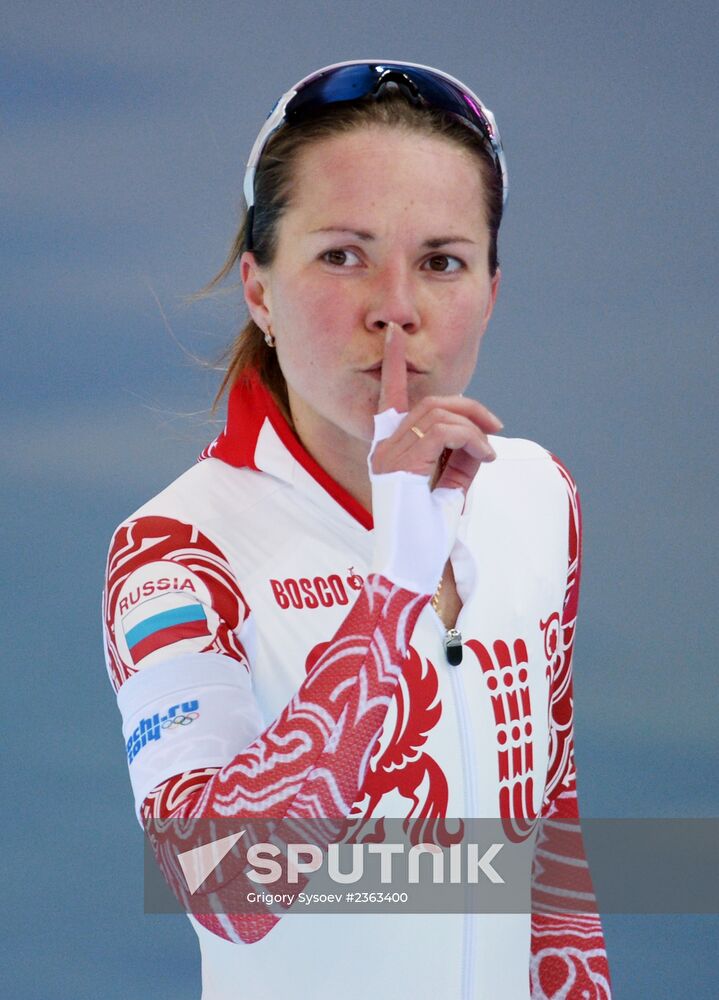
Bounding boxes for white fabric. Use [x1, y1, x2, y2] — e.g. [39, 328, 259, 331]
[188, 911, 532, 1000]
[107, 395, 572, 998]
[117, 652, 265, 824]
[367, 407, 465, 594]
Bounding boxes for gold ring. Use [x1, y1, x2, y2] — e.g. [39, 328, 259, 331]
[410, 425, 425, 439]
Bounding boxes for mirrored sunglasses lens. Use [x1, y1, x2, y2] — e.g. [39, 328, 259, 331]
[287, 65, 379, 120]
[284, 64, 497, 174]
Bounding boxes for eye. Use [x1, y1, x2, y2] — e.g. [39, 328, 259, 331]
[320, 248, 362, 267]
[424, 254, 464, 273]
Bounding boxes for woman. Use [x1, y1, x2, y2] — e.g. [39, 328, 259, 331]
[103, 61, 612, 999]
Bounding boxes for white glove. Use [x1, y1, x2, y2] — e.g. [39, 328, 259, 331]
[367, 407, 465, 596]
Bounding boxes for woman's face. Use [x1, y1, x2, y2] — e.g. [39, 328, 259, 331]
[242, 126, 501, 451]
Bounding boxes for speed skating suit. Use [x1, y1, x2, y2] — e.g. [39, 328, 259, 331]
[102, 368, 612, 999]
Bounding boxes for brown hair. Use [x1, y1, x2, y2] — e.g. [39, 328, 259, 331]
[195, 89, 504, 421]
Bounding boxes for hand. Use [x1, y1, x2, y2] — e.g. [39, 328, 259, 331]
[366, 323, 503, 595]
[369, 322, 502, 495]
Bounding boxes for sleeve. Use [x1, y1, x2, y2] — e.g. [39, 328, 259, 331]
[103, 513, 432, 946]
[103, 514, 264, 818]
[529, 458, 613, 999]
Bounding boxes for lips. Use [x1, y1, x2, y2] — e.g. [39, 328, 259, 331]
[362, 362, 426, 374]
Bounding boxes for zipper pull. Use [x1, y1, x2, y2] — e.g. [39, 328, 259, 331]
[443, 628, 463, 666]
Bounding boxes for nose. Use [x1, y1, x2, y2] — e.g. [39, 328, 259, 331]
[364, 261, 421, 334]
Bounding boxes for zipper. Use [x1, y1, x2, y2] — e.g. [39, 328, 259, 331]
[449, 661, 478, 1000]
[431, 603, 478, 999]
[443, 627, 463, 665]
[430, 534, 480, 998]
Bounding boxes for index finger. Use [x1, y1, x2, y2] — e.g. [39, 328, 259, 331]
[377, 322, 409, 414]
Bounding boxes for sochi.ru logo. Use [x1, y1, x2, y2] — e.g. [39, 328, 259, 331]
[270, 567, 364, 610]
[126, 700, 200, 764]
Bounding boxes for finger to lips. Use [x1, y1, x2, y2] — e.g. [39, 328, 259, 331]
[373, 323, 498, 479]
[377, 322, 409, 416]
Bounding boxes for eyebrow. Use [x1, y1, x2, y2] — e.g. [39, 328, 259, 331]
[309, 227, 476, 248]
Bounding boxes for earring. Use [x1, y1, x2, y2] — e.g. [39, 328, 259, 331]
[264, 326, 276, 348]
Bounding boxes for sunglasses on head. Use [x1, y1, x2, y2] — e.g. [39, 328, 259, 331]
[243, 59, 508, 250]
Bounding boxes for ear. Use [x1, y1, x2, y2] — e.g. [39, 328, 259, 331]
[480, 267, 501, 334]
[240, 251, 272, 331]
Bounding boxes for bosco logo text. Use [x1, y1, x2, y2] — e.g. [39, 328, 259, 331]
[270, 568, 364, 610]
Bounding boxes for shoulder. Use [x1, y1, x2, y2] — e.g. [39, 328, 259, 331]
[482, 432, 580, 502]
[101, 459, 260, 692]
[488, 435, 583, 582]
[489, 434, 576, 478]
[102, 457, 275, 640]
[116, 456, 285, 534]
[464, 433, 582, 566]
[488, 433, 552, 463]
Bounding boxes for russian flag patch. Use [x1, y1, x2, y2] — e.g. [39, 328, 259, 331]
[124, 601, 210, 664]
[115, 560, 218, 667]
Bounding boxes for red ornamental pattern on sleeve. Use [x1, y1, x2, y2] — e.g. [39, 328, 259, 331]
[529, 456, 612, 999]
[103, 516, 250, 691]
[303, 623, 458, 847]
[137, 575, 431, 944]
[540, 456, 581, 810]
[349, 643, 457, 846]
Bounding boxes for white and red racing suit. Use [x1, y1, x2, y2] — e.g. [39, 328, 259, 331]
[102, 368, 612, 999]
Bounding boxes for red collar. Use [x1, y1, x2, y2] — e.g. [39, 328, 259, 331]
[200, 369, 373, 530]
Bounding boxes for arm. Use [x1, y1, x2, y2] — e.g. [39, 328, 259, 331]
[529, 458, 612, 999]
[104, 513, 431, 945]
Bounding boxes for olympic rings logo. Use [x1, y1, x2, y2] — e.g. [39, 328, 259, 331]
[161, 712, 200, 730]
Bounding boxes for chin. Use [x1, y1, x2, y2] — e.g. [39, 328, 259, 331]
[352, 412, 377, 445]
[345, 405, 377, 444]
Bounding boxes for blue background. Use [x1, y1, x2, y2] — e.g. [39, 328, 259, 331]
[3, 1, 717, 996]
